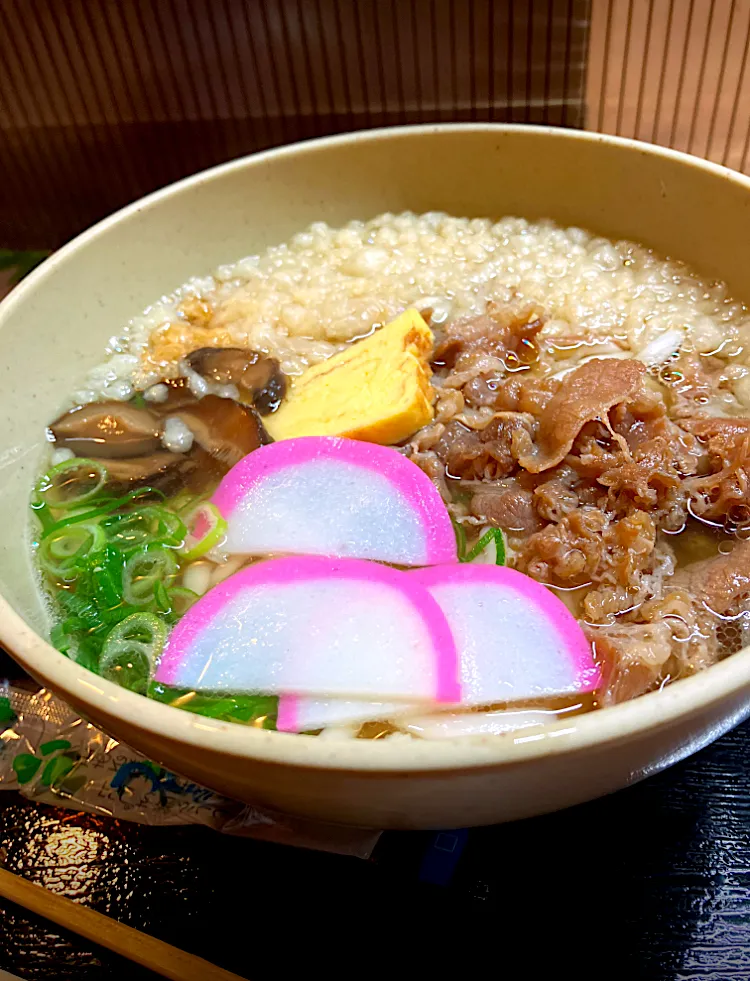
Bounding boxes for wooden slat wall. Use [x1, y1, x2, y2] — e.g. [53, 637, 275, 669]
[587, 0, 750, 172]
[0, 0, 590, 248]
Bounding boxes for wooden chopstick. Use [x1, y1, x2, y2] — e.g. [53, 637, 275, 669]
[0, 866, 246, 981]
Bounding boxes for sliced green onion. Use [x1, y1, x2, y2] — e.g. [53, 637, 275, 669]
[100, 642, 151, 693]
[104, 611, 168, 649]
[44, 487, 162, 535]
[30, 498, 55, 533]
[451, 517, 467, 561]
[90, 545, 126, 611]
[103, 506, 186, 551]
[123, 546, 178, 606]
[165, 586, 199, 617]
[32, 460, 196, 686]
[100, 612, 167, 694]
[180, 503, 227, 562]
[153, 580, 171, 613]
[38, 522, 106, 580]
[463, 527, 507, 565]
[148, 683, 277, 727]
[50, 621, 73, 653]
[50, 620, 100, 672]
[35, 458, 108, 510]
[151, 581, 198, 620]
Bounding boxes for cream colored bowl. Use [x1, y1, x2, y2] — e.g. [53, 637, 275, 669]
[2, 125, 750, 830]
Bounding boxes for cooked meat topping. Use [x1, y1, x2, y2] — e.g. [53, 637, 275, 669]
[672, 538, 750, 616]
[407, 301, 750, 705]
[432, 414, 534, 482]
[518, 358, 646, 473]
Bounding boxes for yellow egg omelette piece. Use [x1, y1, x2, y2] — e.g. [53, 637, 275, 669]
[264, 308, 435, 445]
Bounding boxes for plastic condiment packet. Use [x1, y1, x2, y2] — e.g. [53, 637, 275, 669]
[0, 685, 380, 859]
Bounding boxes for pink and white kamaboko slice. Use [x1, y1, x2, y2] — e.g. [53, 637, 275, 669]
[277, 696, 424, 733]
[277, 564, 600, 732]
[411, 564, 600, 706]
[211, 436, 456, 566]
[154, 556, 460, 703]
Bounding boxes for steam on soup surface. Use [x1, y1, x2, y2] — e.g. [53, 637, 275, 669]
[31, 212, 750, 740]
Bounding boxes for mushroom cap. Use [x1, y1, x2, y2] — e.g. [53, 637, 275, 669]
[49, 402, 162, 459]
[171, 395, 268, 469]
[48, 372, 273, 495]
[185, 347, 287, 415]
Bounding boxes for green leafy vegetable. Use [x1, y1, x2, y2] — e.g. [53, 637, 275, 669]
[463, 527, 507, 565]
[149, 683, 278, 728]
[38, 522, 106, 580]
[452, 518, 506, 565]
[100, 613, 168, 694]
[452, 517, 467, 559]
[35, 458, 108, 510]
[123, 547, 179, 606]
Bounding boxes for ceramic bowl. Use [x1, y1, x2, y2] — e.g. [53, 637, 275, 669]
[2, 125, 750, 829]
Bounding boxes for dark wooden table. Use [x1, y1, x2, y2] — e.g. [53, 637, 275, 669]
[2, 630, 750, 981]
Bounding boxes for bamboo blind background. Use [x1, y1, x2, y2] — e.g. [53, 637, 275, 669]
[1, 1, 749, 249]
[0, 0, 589, 247]
[588, 0, 750, 171]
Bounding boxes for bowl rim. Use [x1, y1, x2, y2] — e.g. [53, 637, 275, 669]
[3, 121, 750, 774]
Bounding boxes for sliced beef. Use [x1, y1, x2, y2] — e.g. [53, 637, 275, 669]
[533, 474, 581, 523]
[490, 375, 556, 415]
[432, 300, 544, 371]
[589, 541, 750, 706]
[591, 576, 725, 706]
[683, 415, 750, 523]
[433, 414, 534, 481]
[597, 439, 689, 524]
[518, 358, 646, 473]
[681, 416, 750, 440]
[664, 353, 736, 418]
[515, 506, 656, 591]
[405, 299, 750, 710]
[672, 538, 750, 616]
[470, 484, 543, 533]
[589, 620, 675, 705]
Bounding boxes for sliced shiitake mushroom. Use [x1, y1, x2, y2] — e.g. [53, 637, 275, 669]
[103, 451, 184, 486]
[185, 347, 287, 415]
[155, 376, 204, 413]
[48, 370, 272, 495]
[103, 446, 226, 496]
[49, 403, 162, 459]
[171, 394, 269, 469]
[241, 355, 287, 415]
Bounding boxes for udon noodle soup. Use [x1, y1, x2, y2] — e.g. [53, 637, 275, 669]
[31, 212, 750, 740]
